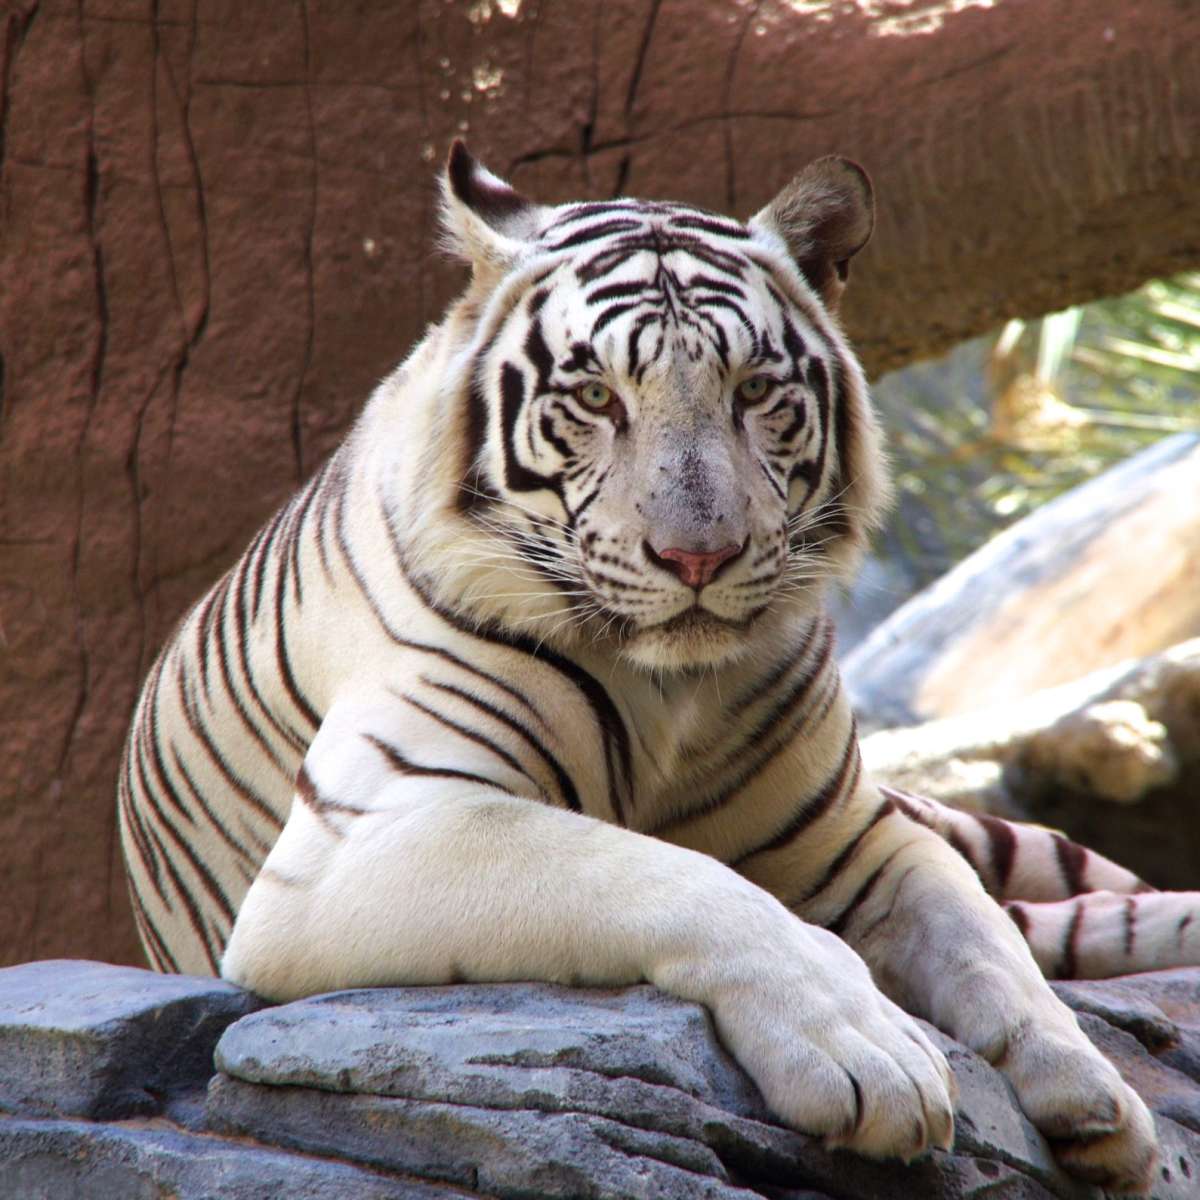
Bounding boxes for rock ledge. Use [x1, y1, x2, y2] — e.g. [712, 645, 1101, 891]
[2, 961, 1200, 1199]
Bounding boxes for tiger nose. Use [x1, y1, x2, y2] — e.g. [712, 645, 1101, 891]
[646, 542, 744, 589]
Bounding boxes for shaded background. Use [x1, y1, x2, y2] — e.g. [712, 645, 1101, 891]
[1, 0, 1198, 968]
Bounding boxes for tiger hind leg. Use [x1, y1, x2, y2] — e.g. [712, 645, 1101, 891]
[1006, 891, 1200, 980]
[882, 785, 1200, 978]
[880, 785, 1149, 900]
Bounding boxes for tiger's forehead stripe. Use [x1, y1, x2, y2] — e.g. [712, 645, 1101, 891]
[503, 204, 802, 391]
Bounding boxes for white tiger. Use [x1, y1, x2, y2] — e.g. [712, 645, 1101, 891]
[120, 142, 1200, 1194]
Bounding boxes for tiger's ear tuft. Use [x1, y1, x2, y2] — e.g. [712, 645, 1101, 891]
[440, 141, 545, 284]
[749, 157, 874, 310]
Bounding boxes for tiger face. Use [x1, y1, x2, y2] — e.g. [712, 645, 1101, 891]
[431, 145, 888, 671]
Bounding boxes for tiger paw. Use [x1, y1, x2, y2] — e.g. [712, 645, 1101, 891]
[1001, 1021, 1158, 1195]
[707, 933, 957, 1161]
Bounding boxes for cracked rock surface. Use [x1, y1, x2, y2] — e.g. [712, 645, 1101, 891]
[4, 962, 1200, 1198]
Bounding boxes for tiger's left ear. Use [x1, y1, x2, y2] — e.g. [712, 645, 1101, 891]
[749, 157, 874, 310]
[440, 140, 547, 289]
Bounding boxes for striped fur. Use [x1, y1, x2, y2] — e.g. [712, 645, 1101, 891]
[118, 144, 1189, 1192]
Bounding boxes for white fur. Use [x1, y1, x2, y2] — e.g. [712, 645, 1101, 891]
[122, 153, 1173, 1194]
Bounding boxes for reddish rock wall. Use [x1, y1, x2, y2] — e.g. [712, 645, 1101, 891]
[1, 0, 1198, 967]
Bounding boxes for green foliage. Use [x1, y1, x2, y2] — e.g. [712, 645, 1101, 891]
[869, 273, 1200, 591]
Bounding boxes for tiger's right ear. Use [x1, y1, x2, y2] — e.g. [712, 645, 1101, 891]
[440, 141, 546, 287]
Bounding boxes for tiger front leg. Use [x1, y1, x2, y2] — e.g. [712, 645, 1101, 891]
[790, 797, 1158, 1194]
[221, 698, 953, 1162]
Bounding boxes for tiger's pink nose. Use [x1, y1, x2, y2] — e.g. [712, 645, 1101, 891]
[649, 543, 743, 589]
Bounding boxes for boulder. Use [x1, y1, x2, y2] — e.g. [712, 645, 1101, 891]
[0, 959, 260, 1121]
[0, 1118, 462, 1200]
[857, 639, 1200, 888]
[3, 960, 1200, 1198]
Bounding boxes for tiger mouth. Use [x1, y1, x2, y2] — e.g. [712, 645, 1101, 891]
[648, 606, 762, 636]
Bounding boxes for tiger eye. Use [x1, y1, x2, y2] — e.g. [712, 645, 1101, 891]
[577, 381, 614, 410]
[736, 376, 773, 404]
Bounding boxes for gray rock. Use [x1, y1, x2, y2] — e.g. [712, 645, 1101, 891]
[214, 982, 767, 1120]
[0, 1115, 464, 1199]
[1151, 1118, 1200, 1198]
[1071, 1011, 1200, 1137]
[208, 1074, 761, 1199]
[4, 961, 1200, 1198]
[209, 983, 1066, 1200]
[1054, 969, 1200, 1084]
[923, 1028, 1078, 1196]
[0, 959, 260, 1120]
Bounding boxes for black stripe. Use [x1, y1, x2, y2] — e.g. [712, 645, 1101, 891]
[272, 548, 321, 732]
[137, 808, 177, 912]
[458, 343, 498, 513]
[139, 716, 198, 832]
[543, 201, 652, 231]
[659, 622, 835, 833]
[422, 677, 580, 812]
[132, 760, 236, 931]
[830, 359, 854, 537]
[669, 215, 751, 240]
[250, 505, 289, 622]
[539, 410, 573, 461]
[948, 828, 978, 877]
[130, 779, 225, 972]
[1123, 896, 1137, 956]
[295, 763, 359, 814]
[733, 731, 860, 866]
[731, 617, 820, 711]
[796, 798, 895, 904]
[1006, 902, 1030, 939]
[180, 675, 284, 832]
[880, 785, 928, 825]
[403, 641, 550, 728]
[687, 275, 747, 301]
[586, 280, 649, 304]
[591, 300, 645, 337]
[1054, 834, 1088, 896]
[569, 475, 606, 523]
[129, 885, 178, 972]
[739, 620, 835, 750]
[193, 576, 228, 704]
[213, 567, 292, 774]
[390, 528, 632, 824]
[798, 354, 831, 507]
[333, 485, 401, 640]
[756, 454, 788, 502]
[502, 360, 562, 497]
[364, 733, 518, 794]
[827, 854, 896, 937]
[232, 533, 308, 752]
[120, 765, 168, 906]
[400, 691, 542, 792]
[170, 744, 260, 870]
[294, 764, 352, 838]
[547, 217, 644, 251]
[286, 476, 323, 606]
[1060, 899, 1085, 979]
[979, 815, 1018, 894]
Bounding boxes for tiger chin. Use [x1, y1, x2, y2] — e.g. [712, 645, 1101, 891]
[120, 141, 1196, 1197]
